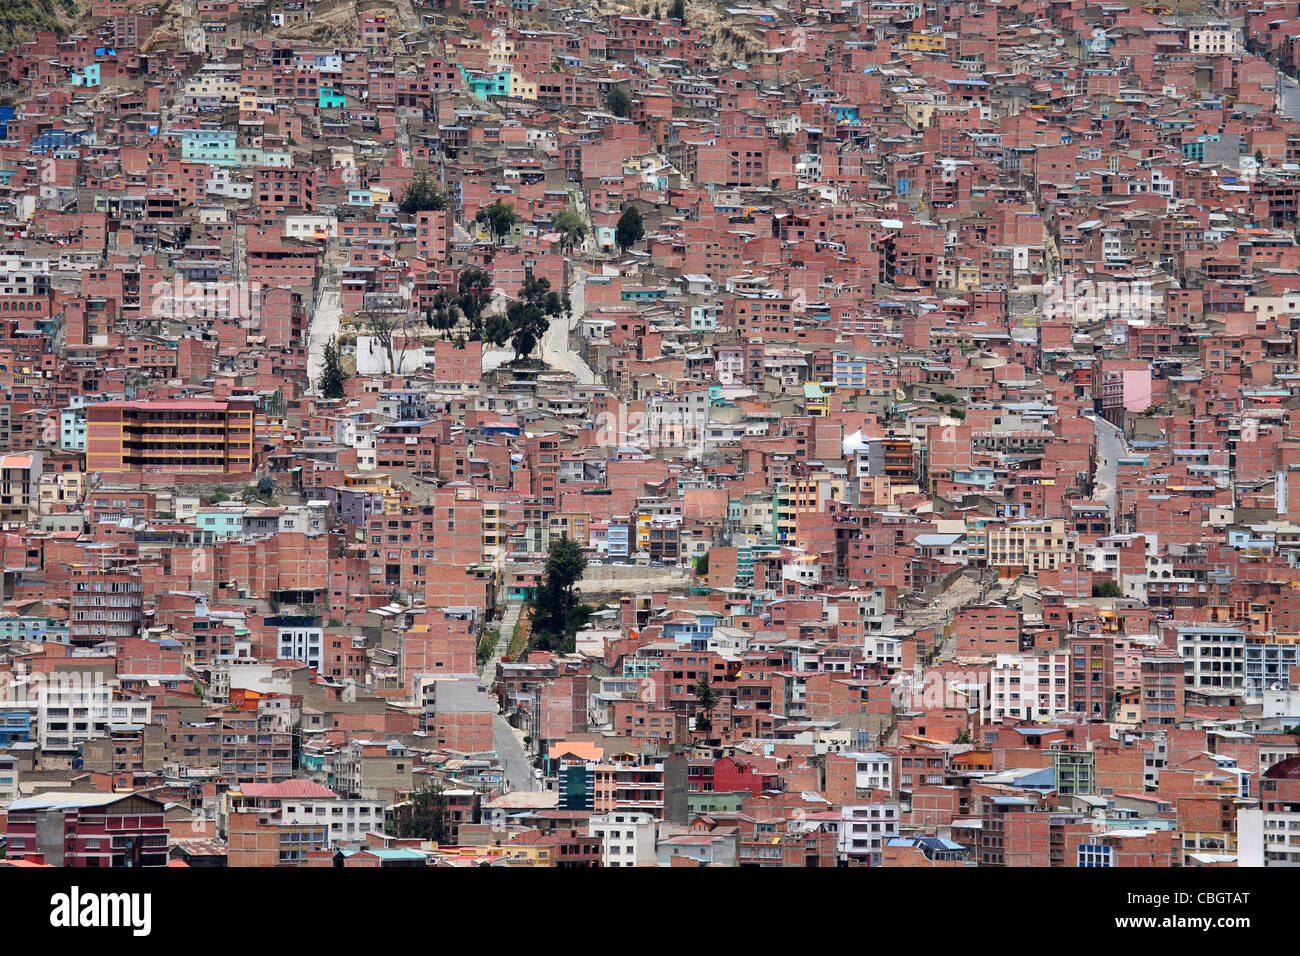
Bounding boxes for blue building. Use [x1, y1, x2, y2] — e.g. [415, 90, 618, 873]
[60, 407, 87, 452]
[0, 708, 33, 745]
[181, 128, 238, 166]
[606, 520, 630, 560]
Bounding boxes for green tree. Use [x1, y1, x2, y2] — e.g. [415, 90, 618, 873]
[505, 275, 565, 361]
[670, 0, 685, 21]
[423, 290, 461, 340]
[694, 673, 719, 732]
[615, 204, 644, 252]
[1092, 580, 1122, 598]
[693, 550, 709, 577]
[954, 729, 973, 744]
[552, 205, 588, 253]
[476, 200, 520, 243]
[457, 267, 493, 340]
[256, 475, 275, 501]
[605, 86, 632, 118]
[389, 783, 451, 843]
[529, 536, 589, 651]
[483, 312, 513, 348]
[318, 337, 346, 398]
[399, 177, 449, 216]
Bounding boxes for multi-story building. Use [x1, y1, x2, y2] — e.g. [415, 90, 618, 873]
[220, 712, 293, 785]
[1177, 625, 1246, 692]
[588, 810, 657, 867]
[0, 451, 42, 526]
[979, 795, 1050, 866]
[1258, 756, 1300, 866]
[5, 791, 168, 866]
[222, 779, 385, 847]
[0, 752, 18, 804]
[36, 679, 150, 752]
[68, 566, 143, 647]
[589, 752, 688, 822]
[985, 519, 1076, 578]
[85, 398, 257, 475]
[988, 653, 1069, 723]
[838, 803, 900, 865]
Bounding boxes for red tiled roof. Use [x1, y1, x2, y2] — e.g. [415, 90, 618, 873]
[237, 779, 339, 799]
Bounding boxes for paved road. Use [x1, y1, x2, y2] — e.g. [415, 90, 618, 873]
[1094, 415, 1126, 529]
[1280, 73, 1300, 121]
[480, 600, 520, 684]
[306, 242, 343, 387]
[542, 266, 598, 384]
[493, 716, 536, 792]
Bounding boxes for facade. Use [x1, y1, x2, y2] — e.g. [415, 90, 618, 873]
[589, 810, 657, 867]
[85, 399, 257, 475]
[5, 792, 168, 866]
[222, 780, 385, 847]
[68, 567, 143, 647]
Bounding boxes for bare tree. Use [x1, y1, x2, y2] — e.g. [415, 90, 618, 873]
[357, 293, 417, 375]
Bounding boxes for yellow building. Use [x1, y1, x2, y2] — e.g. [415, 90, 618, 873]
[549, 512, 591, 545]
[905, 32, 947, 52]
[985, 518, 1076, 578]
[508, 73, 538, 101]
[343, 472, 402, 513]
[774, 476, 846, 543]
[482, 499, 506, 556]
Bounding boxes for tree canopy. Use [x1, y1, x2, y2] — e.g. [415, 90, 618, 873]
[389, 783, 451, 843]
[457, 267, 493, 341]
[615, 205, 644, 252]
[605, 86, 632, 118]
[318, 337, 346, 398]
[505, 275, 565, 361]
[693, 550, 709, 578]
[399, 177, 449, 216]
[424, 290, 461, 340]
[694, 673, 719, 731]
[552, 205, 588, 253]
[476, 200, 520, 243]
[529, 536, 592, 653]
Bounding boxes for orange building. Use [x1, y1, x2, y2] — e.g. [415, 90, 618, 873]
[86, 398, 257, 475]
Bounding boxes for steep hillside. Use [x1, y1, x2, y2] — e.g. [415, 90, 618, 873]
[0, 0, 78, 50]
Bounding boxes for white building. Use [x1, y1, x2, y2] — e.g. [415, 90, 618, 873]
[222, 780, 386, 847]
[988, 652, 1068, 723]
[34, 676, 151, 751]
[277, 625, 324, 671]
[0, 752, 18, 806]
[1187, 22, 1241, 57]
[838, 803, 900, 865]
[590, 810, 657, 867]
[846, 751, 892, 793]
[1176, 626, 1245, 691]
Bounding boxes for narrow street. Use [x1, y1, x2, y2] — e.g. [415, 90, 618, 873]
[306, 240, 344, 387]
[1279, 72, 1300, 121]
[542, 264, 598, 384]
[493, 717, 537, 792]
[1094, 415, 1126, 530]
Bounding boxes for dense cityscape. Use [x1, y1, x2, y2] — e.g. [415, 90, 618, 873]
[0, 0, 1291, 885]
